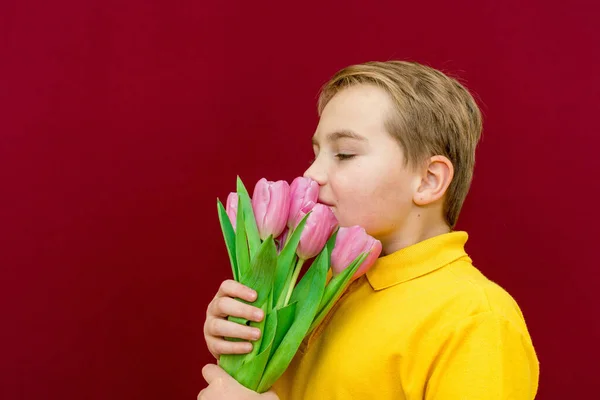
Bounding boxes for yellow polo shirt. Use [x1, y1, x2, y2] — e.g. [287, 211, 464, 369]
[272, 231, 539, 399]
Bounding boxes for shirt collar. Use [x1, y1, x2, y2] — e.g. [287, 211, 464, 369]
[366, 231, 470, 291]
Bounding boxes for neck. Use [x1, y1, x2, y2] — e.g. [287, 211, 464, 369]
[378, 212, 451, 256]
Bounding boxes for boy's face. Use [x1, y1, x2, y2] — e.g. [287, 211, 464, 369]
[304, 84, 421, 242]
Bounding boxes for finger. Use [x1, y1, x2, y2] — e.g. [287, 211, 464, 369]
[209, 296, 264, 321]
[215, 279, 257, 302]
[208, 318, 261, 341]
[202, 363, 229, 385]
[209, 337, 253, 356]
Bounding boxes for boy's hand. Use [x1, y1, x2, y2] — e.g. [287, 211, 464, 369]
[198, 364, 279, 400]
[204, 279, 264, 359]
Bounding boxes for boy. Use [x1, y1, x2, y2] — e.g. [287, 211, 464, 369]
[199, 61, 539, 399]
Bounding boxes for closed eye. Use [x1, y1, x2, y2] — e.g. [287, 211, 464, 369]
[336, 154, 355, 160]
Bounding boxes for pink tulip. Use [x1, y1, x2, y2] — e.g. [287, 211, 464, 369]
[288, 177, 319, 229]
[296, 203, 338, 260]
[331, 226, 382, 280]
[226, 192, 238, 230]
[252, 178, 291, 240]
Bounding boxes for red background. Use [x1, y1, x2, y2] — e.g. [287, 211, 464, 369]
[1, 1, 599, 398]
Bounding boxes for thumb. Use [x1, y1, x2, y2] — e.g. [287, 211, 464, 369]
[263, 389, 279, 399]
[201, 364, 230, 385]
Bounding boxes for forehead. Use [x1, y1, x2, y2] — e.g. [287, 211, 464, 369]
[312, 84, 393, 144]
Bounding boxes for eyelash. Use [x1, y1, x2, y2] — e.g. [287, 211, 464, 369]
[308, 153, 355, 165]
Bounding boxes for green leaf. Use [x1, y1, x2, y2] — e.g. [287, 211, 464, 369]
[220, 303, 266, 376]
[257, 247, 328, 393]
[219, 237, 278, 376]
[227, 316, 248, 326]
[226, 236, 278, 334]
[259, 308, 278, 355]
[237, 177, 261, 260]
[239, 236, 277, 308]
[275, 253, 297, 310]
[320, 252, 367, 310]
[289, 246, 328, 307]
[273, 213, 310, 308]
[269, 302, 296, 360]
[308, 252, 367, 335]
[246, 301, 268, 357]
[235, 309, 278, 392]
[326, 228, 339, 260]
[217, 199, 238, 280]
[235, 194, 250, 279]
[239, 237, 277, 362]
[234, 344, 271, 392]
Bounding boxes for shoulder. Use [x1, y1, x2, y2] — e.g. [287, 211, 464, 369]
[433, 258, 531, 335]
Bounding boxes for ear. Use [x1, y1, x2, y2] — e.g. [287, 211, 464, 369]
[413, 155, 454, 206]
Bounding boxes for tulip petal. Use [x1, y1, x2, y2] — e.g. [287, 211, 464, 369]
[331, 226, 380, 278]
[353, 239, 382, 278]
[296, 204, 338, 260]
[288, 177, 319, 229]
[263, 181, 290, 238]
[225, 192, 238, 230]
[253, 179, 291, 240]
[252, 178, 271, 239]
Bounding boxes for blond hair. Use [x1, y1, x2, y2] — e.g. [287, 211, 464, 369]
[317, 61, 483, 228]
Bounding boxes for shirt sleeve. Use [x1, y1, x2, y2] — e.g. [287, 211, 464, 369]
[425, 311, 539, 399]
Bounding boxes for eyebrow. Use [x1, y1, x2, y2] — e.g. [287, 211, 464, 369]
[311, 129, 367, 146]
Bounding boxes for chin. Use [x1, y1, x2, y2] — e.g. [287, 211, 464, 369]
[336, 215, 366, 229]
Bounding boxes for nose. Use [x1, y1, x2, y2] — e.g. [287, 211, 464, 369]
[303, 158, 327, 186]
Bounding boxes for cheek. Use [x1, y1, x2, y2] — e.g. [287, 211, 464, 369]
[330, 173, 386, 225]
[332, 166, 414, 233]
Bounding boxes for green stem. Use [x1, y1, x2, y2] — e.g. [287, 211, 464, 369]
[283, 258, 305, 306]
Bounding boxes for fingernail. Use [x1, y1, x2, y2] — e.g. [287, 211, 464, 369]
[254, 310, 263, 320]
[248, 291, 257, 300]
[252, 329, 261, 339]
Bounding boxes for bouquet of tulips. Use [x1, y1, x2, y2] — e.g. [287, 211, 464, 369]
[215, 176, 382, 393]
